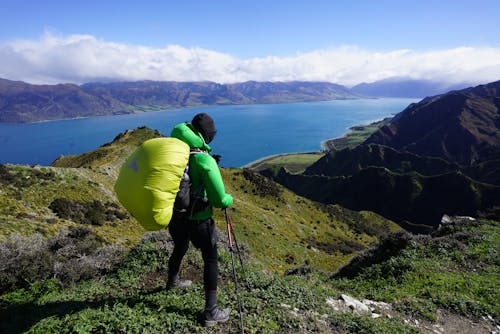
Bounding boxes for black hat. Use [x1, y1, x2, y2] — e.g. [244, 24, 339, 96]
[192, 113, 217, 144]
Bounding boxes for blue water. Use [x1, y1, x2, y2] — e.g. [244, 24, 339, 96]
[0, 98, 417, 168]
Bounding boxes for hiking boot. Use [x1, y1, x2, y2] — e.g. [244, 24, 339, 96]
[201, 307, 230, 327]
[166, 277, 192, 289]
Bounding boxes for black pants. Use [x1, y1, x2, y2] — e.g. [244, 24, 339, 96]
[168, 212, 218, 293]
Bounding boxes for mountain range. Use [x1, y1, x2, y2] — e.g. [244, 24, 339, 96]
[267, 80, 500, 231]
[0, 78, 129, 123]
[0, 77, 469, 123]
[0, 78, 359, 122]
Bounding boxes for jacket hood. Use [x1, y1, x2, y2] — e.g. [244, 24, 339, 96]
[170, 122, 212, 152]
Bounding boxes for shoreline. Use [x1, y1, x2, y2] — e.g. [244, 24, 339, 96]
[319, 126, 359, 151]
[245, 117, 392, 168]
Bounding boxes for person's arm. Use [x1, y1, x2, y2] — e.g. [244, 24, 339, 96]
[201, 155, 233, 208]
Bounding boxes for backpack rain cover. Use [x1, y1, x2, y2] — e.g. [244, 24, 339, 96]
[114, 137, 190, 231]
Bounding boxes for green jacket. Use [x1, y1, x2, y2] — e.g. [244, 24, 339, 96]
[171, 122, 233, 220]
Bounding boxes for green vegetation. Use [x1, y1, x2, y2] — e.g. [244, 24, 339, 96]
[322, 119, 390, 151]
[246, 153, 324, 174]
[1, 126, 497, 333]
[1, 218, 497, 333]
[214, 168, 398, 273]
[275, 145, 500, 230]
[0, 163, 144, 245]
[52, 127, 164, 171]
[332, 218, 499, 322]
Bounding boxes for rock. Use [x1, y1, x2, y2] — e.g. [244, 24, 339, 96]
[362, 299, 392, 312]
[326, 295, 395, 319]
[325, 298, 346, 312]
[441, 214, 453, 224]
[341, 294, 370, 313]
[441, 214, 476, 224]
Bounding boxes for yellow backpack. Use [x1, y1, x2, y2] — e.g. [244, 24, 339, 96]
[114, 137, 190, 231]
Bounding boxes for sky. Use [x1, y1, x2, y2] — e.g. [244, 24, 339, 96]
[1, 0, 499, 86]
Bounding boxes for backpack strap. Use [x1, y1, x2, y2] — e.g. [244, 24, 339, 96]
[187, 148, 211, 218]
[190, 148, 208, 155]
[174, 149, 208, 213]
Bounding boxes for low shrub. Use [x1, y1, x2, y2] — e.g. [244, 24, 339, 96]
[0, 164, 57, 188]
[0, 234, 54, 293]
[0, 226, 124, 292]
[49, 198, 128, 225]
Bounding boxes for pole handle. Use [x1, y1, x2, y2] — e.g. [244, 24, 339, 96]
[225, 208, 234, 248]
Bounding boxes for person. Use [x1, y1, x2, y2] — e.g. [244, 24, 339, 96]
[166, 113, 234, 327]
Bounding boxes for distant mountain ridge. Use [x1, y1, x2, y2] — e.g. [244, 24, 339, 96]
[0, 78, 360, 123]
[365, 80, 500, 165]
[1, 77, 483, 123]
[351, 77, 471, 98]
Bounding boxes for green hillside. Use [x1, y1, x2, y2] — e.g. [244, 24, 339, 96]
[2, 127, 398, 274]
[1, 127, 497, 333]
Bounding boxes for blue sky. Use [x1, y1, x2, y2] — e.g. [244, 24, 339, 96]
[1, 0, 499, 85]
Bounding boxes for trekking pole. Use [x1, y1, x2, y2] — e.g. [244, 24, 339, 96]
[225, 209, 247, 282]
[225, 208, 244, 334]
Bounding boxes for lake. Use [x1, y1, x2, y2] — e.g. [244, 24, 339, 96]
[0, 98, 417, 168]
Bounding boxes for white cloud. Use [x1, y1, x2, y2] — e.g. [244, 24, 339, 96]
[1, 32, 500, 86]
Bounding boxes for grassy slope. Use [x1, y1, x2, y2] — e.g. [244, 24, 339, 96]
[2, 127, 398, 274]
[215, 168, 398, 273]
[0, 127, 167, 246]
[0, 231, 419, 334]
[332, 219, 500, 321]
[1, 126, 497, 333]
[0, 164, 144, 246]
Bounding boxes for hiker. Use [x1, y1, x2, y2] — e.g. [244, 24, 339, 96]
[166, 113, 234, 327]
